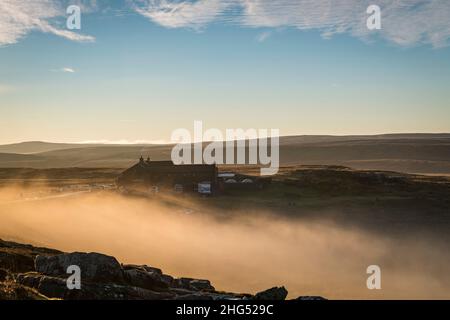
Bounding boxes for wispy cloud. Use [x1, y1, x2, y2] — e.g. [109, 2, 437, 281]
[131, 0, 450, 48]
[256, 30, 271, 42]
[0, 0, 95, 46]
[61, 67, 76, 73]
[131, 0, 228, 29]
[51, 67, 76, 73]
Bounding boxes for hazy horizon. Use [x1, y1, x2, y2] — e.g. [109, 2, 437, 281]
[2, 132, 450, 146]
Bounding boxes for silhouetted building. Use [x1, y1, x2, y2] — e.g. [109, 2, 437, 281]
[117, 157, 218, 195]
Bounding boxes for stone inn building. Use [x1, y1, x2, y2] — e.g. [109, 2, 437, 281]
[117, 157, 218, 195]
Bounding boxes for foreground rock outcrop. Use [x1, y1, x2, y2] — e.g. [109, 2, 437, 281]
[0, 239, 325, 300]
[35, 252, 126, 284]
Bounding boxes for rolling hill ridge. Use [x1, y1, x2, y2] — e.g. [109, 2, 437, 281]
[1, 134, 449, 174]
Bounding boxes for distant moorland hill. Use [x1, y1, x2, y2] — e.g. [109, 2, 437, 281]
[0, 134, 449, 174]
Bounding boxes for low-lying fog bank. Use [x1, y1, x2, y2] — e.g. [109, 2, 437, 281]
[0, 187, 449, 299]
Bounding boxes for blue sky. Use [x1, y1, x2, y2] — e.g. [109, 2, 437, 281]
[0, 0, 449, 144]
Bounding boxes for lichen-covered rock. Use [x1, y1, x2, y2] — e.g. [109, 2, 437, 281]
[35, 252, 125, 284]
[123, 264, 162, 275]
[1, 239, 324, 301]
[16, 272, 175, 300]
[189, 279, 215, 291]
[173, 277, 193, 289]
[0, 239, 61, 256]
[0, 252, 35, 273]
[173, 277, 215, 291]
[16, 272, 67, 299]
[174, 292, 215, 300]
[0, 280, 49, 300]
[295, 296, 326, 300]
[253, 286, 288, 300]
[124, 268, 169, 291]
[63, 282, 175, 300]
[15, 272, 43, 288]
[0, 268, 9, 281]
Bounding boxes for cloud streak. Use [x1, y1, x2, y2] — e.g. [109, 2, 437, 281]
[256, 30, 271, 42]
[61, 67, 76, 73]
[131, 0, 450, 47]
[0, 0, 95, 46]
[131, 0, 228, 29]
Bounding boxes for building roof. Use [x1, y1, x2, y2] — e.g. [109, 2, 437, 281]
[120, 158, 217, 177]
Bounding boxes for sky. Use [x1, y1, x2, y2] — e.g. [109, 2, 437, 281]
[0, 0, 449, 144]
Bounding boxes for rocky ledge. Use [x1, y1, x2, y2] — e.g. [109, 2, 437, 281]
[0, 239, 324, 300]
